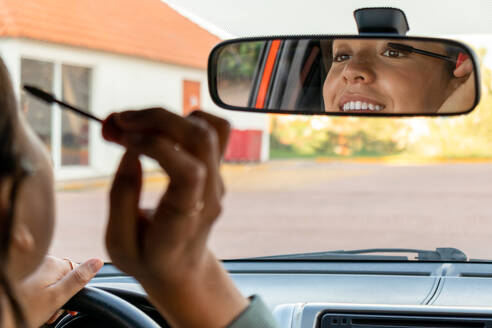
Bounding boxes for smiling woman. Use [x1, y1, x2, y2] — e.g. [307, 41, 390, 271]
[209, 36, 478, 116]
[322, 39, 470, 114]
[3, 0, 492, 327]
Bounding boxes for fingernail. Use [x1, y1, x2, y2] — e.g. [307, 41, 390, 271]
[88, 258, 103, 274]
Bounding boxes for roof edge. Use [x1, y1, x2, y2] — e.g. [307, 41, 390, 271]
[160, 0, 235, 40]
[12, 36, 208, 70]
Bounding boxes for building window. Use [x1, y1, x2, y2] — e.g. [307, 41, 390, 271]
[20, 58, 54, 151]
[21, 58, 92, 167]
[61, 65, 91, 165]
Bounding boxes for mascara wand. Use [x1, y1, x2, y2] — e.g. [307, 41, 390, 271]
[23, 85, 103, 123]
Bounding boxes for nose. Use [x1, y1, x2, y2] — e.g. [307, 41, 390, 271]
[342, 58, 375, 84]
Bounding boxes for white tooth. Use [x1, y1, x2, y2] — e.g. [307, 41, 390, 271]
[355, 101, 361, 110]
[362, 102, 368, 110]
[375, 105, 381, 111]
[368, 103, 374, 110]
[344, 103, 349, 110]
[350, 102, 355, 110]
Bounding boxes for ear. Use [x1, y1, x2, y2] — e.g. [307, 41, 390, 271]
[10, 222, 34, 253]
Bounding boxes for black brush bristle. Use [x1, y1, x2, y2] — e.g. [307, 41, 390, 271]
[23, 84, 103, 123]
[23, 85, 55, 104]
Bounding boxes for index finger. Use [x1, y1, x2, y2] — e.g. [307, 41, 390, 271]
[103, 108, 231, 160]
[102, 108, 190, 146]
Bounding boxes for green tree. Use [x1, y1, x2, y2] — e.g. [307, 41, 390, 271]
[217, 41, 263, 82]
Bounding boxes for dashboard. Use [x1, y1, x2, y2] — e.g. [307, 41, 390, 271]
[78, 260, 492, 327]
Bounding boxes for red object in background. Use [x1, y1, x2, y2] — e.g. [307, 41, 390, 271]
[224, 129, 263, 162]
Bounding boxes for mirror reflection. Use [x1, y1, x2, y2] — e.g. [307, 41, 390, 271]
[213, 38, 476, 115]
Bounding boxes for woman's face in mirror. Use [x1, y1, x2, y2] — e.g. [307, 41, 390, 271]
[322, 39, 457, 114]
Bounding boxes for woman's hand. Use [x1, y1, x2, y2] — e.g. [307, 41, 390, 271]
[102, 109, 248, 328]
[438, 58, 476, 113]
[16, 255, 103, 327]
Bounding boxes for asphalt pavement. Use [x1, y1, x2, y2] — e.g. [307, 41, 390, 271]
[50, 160, 492, 262]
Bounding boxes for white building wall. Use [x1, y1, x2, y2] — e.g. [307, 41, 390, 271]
[0, 38, 269, 180]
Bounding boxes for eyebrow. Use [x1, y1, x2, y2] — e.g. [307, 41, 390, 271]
[332, 41, 350, 50]
[387, 42, 456, 64]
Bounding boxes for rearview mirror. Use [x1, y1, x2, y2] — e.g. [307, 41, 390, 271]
[208, 36, 480, 116]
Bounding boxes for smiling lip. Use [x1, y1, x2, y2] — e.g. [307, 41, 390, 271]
[338, 94, 386, 112]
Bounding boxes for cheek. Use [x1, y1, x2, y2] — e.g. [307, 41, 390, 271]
[377, 65, 430, 113]
[323, 69, 342, 111]
[11, 130, 55, 280]
[377, 62, 449, 113]
[11, 167, 55, 279]
[6, 114, 56, 280]
[424, 65, 453, 108]
[22, 170, 55, 252]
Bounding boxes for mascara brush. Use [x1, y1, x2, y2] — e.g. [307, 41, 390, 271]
[23, 85, 103, 123]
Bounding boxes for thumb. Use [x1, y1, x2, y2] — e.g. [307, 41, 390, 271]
[52, 258, 103, 308]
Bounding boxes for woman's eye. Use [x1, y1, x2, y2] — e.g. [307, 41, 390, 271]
[333, 54, 350, 62]
[382, 49, 407, 58]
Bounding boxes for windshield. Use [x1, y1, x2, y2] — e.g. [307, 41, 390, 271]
[14, 0, 492, 262]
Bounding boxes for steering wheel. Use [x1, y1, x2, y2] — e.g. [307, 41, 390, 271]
[56, 287, 161, 328]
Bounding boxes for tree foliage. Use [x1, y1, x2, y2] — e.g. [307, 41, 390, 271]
[217, 41, 263, 82]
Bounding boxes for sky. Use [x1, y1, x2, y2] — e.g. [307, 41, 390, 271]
[164, 0, 492, 37]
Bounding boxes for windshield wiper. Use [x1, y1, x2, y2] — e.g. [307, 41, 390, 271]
[249, 248, 467, 261]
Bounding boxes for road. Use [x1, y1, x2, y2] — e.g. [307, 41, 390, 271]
[50, 160, 492, 262]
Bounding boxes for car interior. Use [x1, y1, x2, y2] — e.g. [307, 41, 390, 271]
[25, 3, 491, 328]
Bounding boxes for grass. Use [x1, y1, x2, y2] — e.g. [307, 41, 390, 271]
[270, 147, 404, 160]
[270, 148, 492, 162]
[270, 148, 319, 159]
